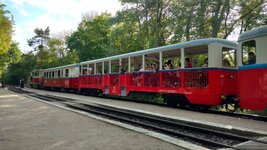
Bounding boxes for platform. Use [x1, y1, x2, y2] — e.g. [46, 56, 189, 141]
[23, 87, 267, 135]
[0, 88, 181, 150]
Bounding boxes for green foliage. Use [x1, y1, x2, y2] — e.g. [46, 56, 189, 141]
[67, 13, 112, 62]
[0, 42, 22, 78]
[27, 27, 50, 51]
[0, 3, 13, 78]
[2, 53, 35, 85]
[0, 4, 12, 55]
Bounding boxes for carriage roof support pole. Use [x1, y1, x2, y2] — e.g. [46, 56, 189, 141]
[119, 58, 122, 73]
[181, 48, 185, 69]
[94, 63, 96, 74]
[128, 57, 131, 73]
[87, 64, 89, 75]
[142, 55, 145, 70]
[159, 52, 162, 70]
[109, 60, 111, 74]
[102, 62, 104, 74]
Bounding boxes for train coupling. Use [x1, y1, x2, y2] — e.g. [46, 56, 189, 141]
[220, 95, 238, 104]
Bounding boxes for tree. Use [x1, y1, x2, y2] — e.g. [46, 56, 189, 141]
[27, 27, 53, 68]
[119, 0, 172, 48]
[48, 31, 79, 66]
[170, 0, 267, 41]
[0, 42, 22, 78]
[0, 4, 12, 55]
[27, 27, 50, 51]
[67, 13, 112, 61]
[2, 53, 35, 85]
[0, 3, 13, 78]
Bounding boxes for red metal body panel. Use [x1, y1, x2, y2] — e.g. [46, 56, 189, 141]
[239, 66, 267, 110]
[43, 78, 78, 89]
[31, 77, 43, 84]
[31, 77, 43, 88]
[78, 68, 238, 106]
[79, 75, 104, 91]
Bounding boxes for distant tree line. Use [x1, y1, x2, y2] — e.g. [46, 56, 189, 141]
[1, 0, 267, 85]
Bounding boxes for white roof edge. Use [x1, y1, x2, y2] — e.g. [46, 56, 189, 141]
[238, 25, 267, 42]
[80, 38, 237, 65]
[43, 63, 80, 71]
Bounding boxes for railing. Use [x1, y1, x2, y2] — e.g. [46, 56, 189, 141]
[79, 69, 209, 89]
[161, 71, 181, 88]
[144, 72, 160, 87]
[80, 75, 103, 86]
[184, 70, 208, 88]
[130, 72, 143, 87]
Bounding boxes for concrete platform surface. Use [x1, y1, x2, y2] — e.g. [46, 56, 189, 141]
[0, 88, 181, 150]
[23, 87, 267, 134]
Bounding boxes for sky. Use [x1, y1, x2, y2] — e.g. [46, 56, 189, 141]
[1, 0, 123, 53]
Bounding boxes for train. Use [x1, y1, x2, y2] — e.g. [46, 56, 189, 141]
[29, 25, 267, 112]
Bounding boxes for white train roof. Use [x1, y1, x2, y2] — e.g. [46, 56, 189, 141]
[238, 25, 267, 42]
[43, 63, 79, 71]
[31, 69, 44, 72]
[80, 38, 237, 65]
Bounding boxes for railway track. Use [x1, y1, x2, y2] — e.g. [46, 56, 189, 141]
[8, 86, 267, 149]
[8, 86, 267, 122]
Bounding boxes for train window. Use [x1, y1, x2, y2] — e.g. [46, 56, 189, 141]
[52, 71, 54, 78]
[130, 56, 142, 72]
[49, 72, 52, 78]
[162, 49, 181, 70]
[121, 58, 129, 73]
[104, 61, 109, 74]
[89, 64, 94, 75]
[81, 65, 87, 75]
[222, 47, 236, 67]
[111, 59, 120, 73]
[65, 69, 69, 77]
[242, 40, 256, 65]
[58, 70, 60, 78]
[185, 45, 208, 68]
[96, 62, 102, 74]
[145, 53, 159, 71]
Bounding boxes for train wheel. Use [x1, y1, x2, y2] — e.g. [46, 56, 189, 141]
[225, 103, 238, 113]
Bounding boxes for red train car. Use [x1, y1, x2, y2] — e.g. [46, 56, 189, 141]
[79, 38, 238, 109]
[43, 64, 79, 92]
[30, 69, 44, 88]
[237, 26, 267, 110]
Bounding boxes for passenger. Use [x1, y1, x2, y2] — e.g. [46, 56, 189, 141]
[248, 52, 256, 64]
[120, 64, 125, 73]
[167, 60, 174, 69]
[150, 63, 157, 72]
[164, 62, 170, 70]
[146, 63, 152, 71]
[202, 58, 208, 68]
[223, 58, 231, 67]
[138, 64, 145, 71]
[169, 64, 174, 69]
[185, 57, 192, 68]
[177, 63, 181, 69]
